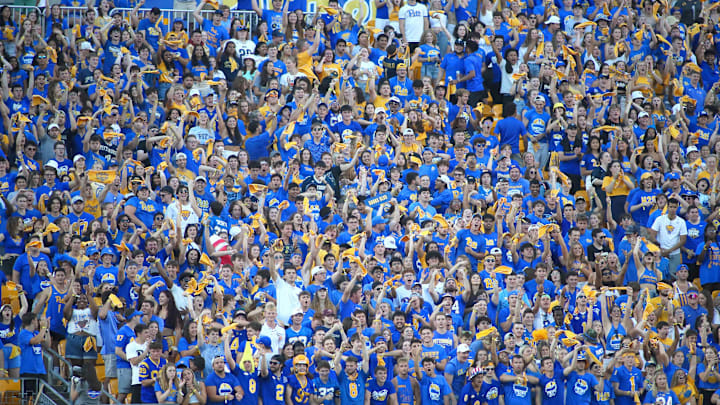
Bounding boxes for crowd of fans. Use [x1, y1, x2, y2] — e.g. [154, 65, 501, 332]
[0, 0, 719, 404]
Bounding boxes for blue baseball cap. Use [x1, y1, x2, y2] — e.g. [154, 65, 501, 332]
[664, 172, 680, 181]
[86, 246, 99, 256]
[101, 247, 115, 257]
[129, 310, 143, 320]
[372, 216, 387, 226]
[257, 336, 272, 348]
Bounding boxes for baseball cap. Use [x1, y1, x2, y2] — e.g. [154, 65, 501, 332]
[311, 266, 325, 279]
[389, 96, 401, 104]
[457, 344, 471, 353]
[257, 336, 272, 347]
[71, 195, 84, 204]
[638, 111, 650, 118]
[546, 15, 561, 24]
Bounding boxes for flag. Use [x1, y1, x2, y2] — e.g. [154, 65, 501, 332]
[87, 170, 117, 184]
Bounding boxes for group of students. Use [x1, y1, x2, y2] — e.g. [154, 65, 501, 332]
[0, 0, 719, 404]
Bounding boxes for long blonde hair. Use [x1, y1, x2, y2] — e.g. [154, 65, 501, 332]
[158, 364, 180, 392]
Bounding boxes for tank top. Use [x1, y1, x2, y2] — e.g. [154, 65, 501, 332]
[45, 284, 69, 334]
[638, 268, 658, 286]
[606, 324, 626, 352]
[395, 375, 414, 405]
[67, 307, 98, 336]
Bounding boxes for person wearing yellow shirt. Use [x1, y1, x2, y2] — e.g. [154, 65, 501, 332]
[167, 152, 195, 185]
[397, 128, 423, 155]
[296, 21, 323, 82]
[602, 160, 635, 223]
[315, 48, 343, 81]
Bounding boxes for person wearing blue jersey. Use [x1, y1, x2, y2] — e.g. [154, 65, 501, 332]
[312, 360, 340, 405]
[392, 357, 420, 405]
[31, 266, 69, 347]
[455, 214, 486, 272]
[333, 336, 369, 405]
[564, 347, 601, 405]
[205, 355, 243, 405]
[286, 355, 314, 405]
[643, 372, 679, 405]
[695, 225, 720, 291]
[589, 359, 614, 405]
[114, 309, 143, 404]
[138, 342, 168, 403]
[460, 364, 499, 405]
[444, 343, 471, 398]
[610, 351, 644, 405]
[223, 329, 259, 405]
[412, 353, 452, 405]
[259, 352, 287, 405]
[366, 365, 397, 405]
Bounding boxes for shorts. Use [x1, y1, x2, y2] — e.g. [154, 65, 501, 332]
[117, 368, 132, 394]
[2, 345, 20, 369]
[65, 334, 97, 360]
[102, 354, 117, 378]
[50, 330, 66, 343]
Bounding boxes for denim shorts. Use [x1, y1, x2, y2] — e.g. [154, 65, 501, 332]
[65, 334, 97, 360]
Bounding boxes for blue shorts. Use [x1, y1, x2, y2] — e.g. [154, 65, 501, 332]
[3, 344, 20, 369]
[65, 334, 97, 360]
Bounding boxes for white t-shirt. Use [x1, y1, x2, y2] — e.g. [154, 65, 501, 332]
[170, 283, 190, 313]
[275, 278, 301, 324]
[126, 340, 148, 385]
[399, 3, 428, 43]
[651, 214, 688, 254]
[188, 126, 216, 145]
[260, 322, 286, 355]
[165, 202, 200, 235]
[67, 308, 98, 336]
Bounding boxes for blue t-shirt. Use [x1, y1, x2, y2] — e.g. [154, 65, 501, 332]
[565, 371, 598, 405]
[495, 117, 527, 154]
[115, 325, 135, 369]
[206, 371, 240, 405]
[366, 378, 396, 405]
[19, 329, 45, 375]
[418, 372, 452, 405]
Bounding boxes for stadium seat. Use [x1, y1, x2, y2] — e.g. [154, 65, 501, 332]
[108, 378, 119, 397]
[0, 379, 22, 404]
[0, 286, 19, 314]
[96, 364, 105, 381]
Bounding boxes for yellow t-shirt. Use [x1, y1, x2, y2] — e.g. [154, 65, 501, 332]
[602, 175, 632, 196]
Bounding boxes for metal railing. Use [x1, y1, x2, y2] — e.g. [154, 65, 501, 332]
[6, 5, 259, 37]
